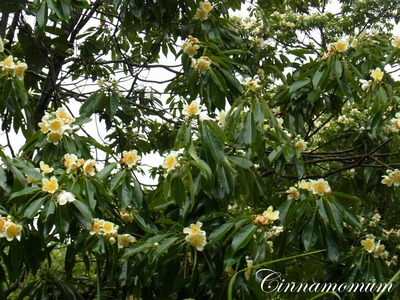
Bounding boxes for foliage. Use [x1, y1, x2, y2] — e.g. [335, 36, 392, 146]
[0, 0, 400, 299]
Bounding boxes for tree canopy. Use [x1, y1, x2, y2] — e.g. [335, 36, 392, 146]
[1, 0, 400, 299]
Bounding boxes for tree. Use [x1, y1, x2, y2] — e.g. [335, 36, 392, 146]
[0, 0, 400, 299]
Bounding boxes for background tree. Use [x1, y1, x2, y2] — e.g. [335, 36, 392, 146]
[0, 0, 400, 299]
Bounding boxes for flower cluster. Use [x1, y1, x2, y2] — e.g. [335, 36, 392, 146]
[183, 100, 201, 117]
[361, 235, 388, 259]
[195, 1, 213, 21]
[37, 162, 77, 205]
[89, 218, 136, 249]
[0, 54, 28, 80]
[0, 216, 22, 242]
[322, 36, 358, 60]
[121, 150, 141, 168]
[64, 153, 96, 176]
[381, 169, 400, 187]
[296, 178, 332, 196]
[252, 206, 280, 225]
[181, 36, 200, 58]
[38, 108, 76, 145]
[351, 211, 399, 267]
[162, 151, 179, 173]
[191, 56, 211, 74]
[183, 221, 207, 251]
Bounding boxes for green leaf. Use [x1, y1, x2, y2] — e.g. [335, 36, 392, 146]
[79, 91, 104, 118]
[63, 135, 76, 154]
[110, 169, 126, 191]
[107, 90, 119, 119]
[10, 186, 42, 200]
[302, 213, 319, 251]
[337, 78, 354, 102]
[36, 1, 48, 29]
[227, 156, 253, 168]
[55, 205, 70, 239]
[231, 223, 257, 254]
[332, 59, 342, 78]
[201, 121, 225, 162]
[209, 221, 235, 244]
[209, 69, 227, 93]
[40, 199, 55, 221]
[122, 243, 153, 259]
[171, 176, 186, 208]
[23, 197, 45, 219]
[95, 162, 118, 181]
[132, 175, 143, 210]
[289, 78, 310, 93]
[240, 112, 256, 145]
[151, 237, 179, 263]
[119, 179, 132, 208]
[325, 199, 344, 235]
[47, 0, 72, 20]
[72, 200, 93, 222]
[312, 67, 325, 89]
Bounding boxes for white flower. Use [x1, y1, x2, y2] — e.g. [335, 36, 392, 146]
[262, 206, 280, 221]
[57, 191, 76, 205]
[295, 139, 307, 151]
[183, 221, 207, 251]
[310, 178, 331, 196]
[242, 77, 261, 92]
[83, 159, 96, 176]
[64, 153, 79, 173]
[42, 176, 59, 194]
[183, 100, 201, 117]
[361, 237, 375, 253]
[370, 67, 384, 82]
[14, 62, 28, 80]
[360, 79, 372, 92]
[122, 150, 141, 168]
[195, 8, 209, 21]
[218, 110, 227, 125]
[392, 36, 400, 48]
[276, 117, 284, 128]
[162, 151, 179, 172]
[350, 38, 358, 48]
[39, 161, 54, 174]
[4, 222, 22, 241]
[335, 38, 349, 52]
[191, 56, 211, 74]
[118, 234, 136, 249]
[286, 186, 300, 200]
[200, 1, 213, 12]
[183, 222, 205, 235]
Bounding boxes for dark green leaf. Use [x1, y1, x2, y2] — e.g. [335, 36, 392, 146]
[231, 223, 257, 254]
